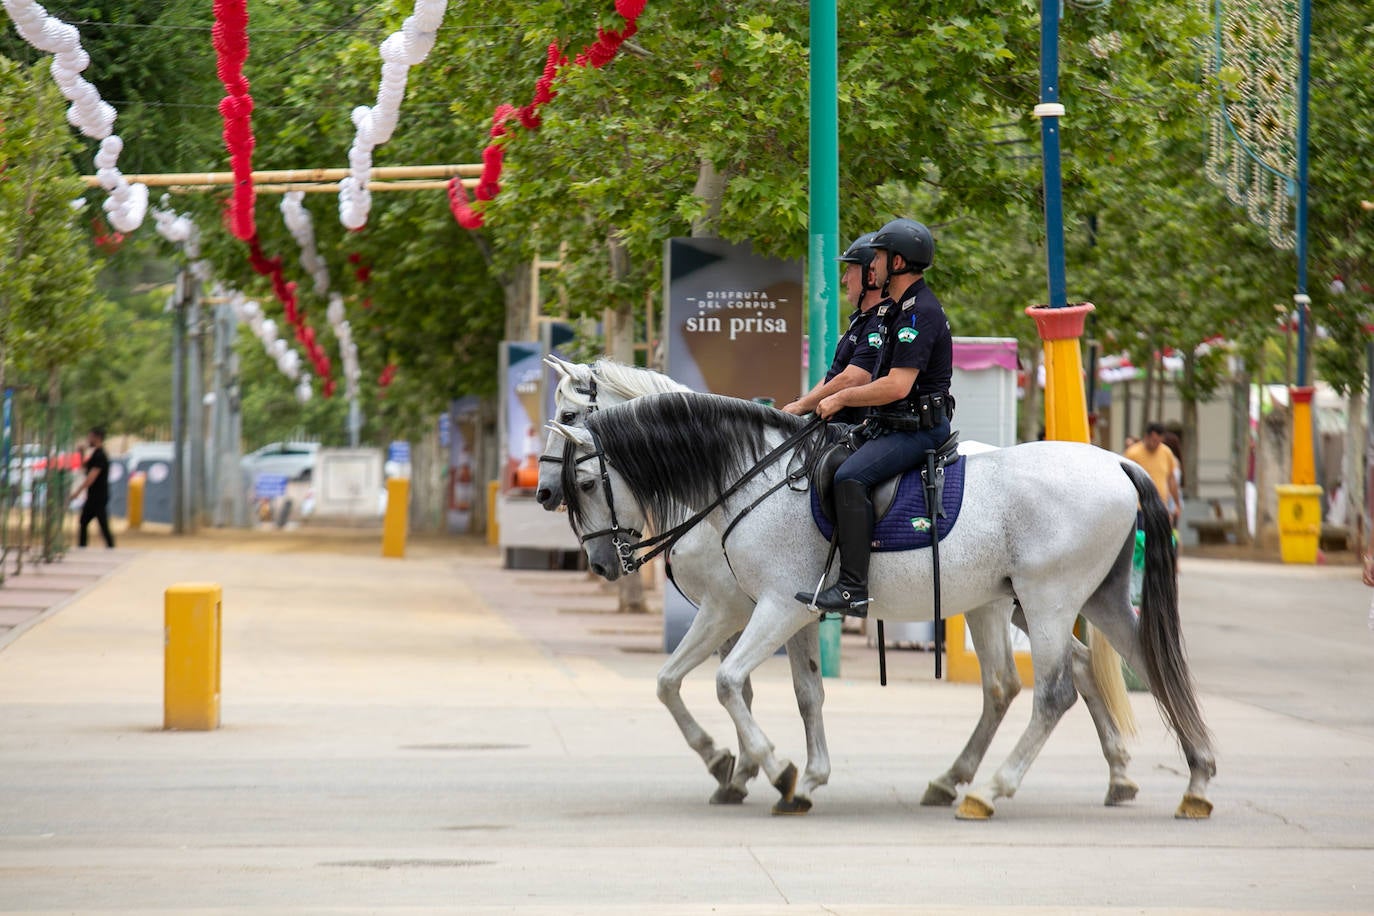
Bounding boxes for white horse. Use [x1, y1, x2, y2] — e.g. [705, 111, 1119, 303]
[549, 390, 1216, 819]
[539, 360, 1147, 817]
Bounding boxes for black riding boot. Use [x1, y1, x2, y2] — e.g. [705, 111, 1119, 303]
[797, 479, 873, 617]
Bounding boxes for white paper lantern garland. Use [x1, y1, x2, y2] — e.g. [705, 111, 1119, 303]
[280, 193, 362, 401]
[153, 206, 312, 403]
[3, 0, 148, 233]
[337, 0, 448, 229]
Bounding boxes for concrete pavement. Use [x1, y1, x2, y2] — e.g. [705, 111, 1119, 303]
[0, 536, 1371, 913]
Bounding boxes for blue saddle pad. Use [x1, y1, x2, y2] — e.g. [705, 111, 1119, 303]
[810, 456, 967, 552]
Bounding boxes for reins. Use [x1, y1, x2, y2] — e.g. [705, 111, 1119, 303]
[591, 413, 827, 576]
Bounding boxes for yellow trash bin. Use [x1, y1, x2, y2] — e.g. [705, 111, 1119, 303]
[1275, 484, 1323, 564]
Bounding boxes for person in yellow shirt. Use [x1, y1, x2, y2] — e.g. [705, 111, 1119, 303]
[1123, 422, 1182, 527]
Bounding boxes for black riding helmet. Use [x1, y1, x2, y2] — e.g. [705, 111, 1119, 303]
[871, 217, 935, 274]
[838, 231, 879, 291]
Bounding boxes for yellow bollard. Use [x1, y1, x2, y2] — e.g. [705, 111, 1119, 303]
[382, 477, 410, 558]
[486, 479, 500, 546]
[164, 583, 221, 730]
[127, 473, 145, 530]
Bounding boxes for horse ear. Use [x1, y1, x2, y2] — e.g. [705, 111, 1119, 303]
[547, 421, 593, 447]
[544, 354, 577, 378]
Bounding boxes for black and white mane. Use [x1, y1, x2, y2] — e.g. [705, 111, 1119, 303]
[565, 391, 816, 533]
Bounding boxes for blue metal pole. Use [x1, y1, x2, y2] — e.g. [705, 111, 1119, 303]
[1294, 0, 1312, 386]
[808, 0, 839, 387]
[1038, 0, 1068, 310]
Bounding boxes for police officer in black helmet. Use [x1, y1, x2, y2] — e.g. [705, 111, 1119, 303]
[799, 217, 954, 616]
[782, 232, 885, 424]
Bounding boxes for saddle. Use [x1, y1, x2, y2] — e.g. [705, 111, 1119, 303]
[813, 430, 962, 527]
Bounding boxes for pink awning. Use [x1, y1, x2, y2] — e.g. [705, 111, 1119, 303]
[953, 340, 1018, 373]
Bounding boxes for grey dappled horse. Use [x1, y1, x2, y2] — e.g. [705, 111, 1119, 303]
[549, 390, 1216, 819]
[539, 360, 1152, 817]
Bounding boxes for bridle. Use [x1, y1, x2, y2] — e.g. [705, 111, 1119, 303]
[539, 376, 645, 569]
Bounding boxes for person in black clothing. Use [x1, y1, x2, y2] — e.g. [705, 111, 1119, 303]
[799, 217, 953, 616]
[73, 426, 115, 548]
[782, 232, 885, 423]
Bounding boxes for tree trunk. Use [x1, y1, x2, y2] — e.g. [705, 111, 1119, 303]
[1231, 364, 1251, 545]
[1020, 339, 1042, 442]
[1181, 352, 1199, 500]
[503, 264, 534, 343]
[1141, 356, 1156, 432]
[691, 159, 726, 238]
[605, 234, 647, 613]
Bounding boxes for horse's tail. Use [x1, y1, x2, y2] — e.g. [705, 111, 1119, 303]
[1119, 461, 1212, 754]
[1089, 624, 1137, 738]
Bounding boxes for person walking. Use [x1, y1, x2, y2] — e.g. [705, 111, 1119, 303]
[73, 426, 115, 548]
[1124, 421, 1182, 527]
[799, 217, 954, 616]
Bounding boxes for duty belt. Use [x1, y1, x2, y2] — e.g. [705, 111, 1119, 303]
[871, 392, 953, 432]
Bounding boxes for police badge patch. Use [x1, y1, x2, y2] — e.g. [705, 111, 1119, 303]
[867, 332, 882, 347]
[897, 327, 918, 343]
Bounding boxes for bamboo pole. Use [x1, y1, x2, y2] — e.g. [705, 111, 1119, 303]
[248, 179, 476, 194]
[82, 163, 481, 188]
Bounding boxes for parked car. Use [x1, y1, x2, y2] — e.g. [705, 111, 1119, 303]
[241, 441, 320, 482]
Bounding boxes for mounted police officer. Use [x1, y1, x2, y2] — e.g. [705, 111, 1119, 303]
[782, 232, 885, 424]
[799, 217, 954, 616]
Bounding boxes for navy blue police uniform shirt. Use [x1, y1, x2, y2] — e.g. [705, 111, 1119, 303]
[874, 277, 953, 406]
[824, 306, 884, 424]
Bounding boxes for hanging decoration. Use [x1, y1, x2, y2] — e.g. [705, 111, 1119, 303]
[1201, 0, 1301, 248]
[281, 191, 362, 401]
[338, 0, 449, 230]
[448, 0, 646, 229]
[2, 0, 148, 232]
[212, 0, 257, 240]
[245, 237, 335, 397]
[152, 206, 312, 403]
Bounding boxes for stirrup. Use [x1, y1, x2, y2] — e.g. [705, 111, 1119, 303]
[795, 583, 872, 618]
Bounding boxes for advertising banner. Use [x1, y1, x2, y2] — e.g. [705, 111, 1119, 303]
[500, 341, 546, 491]
[663, 238, 804, 404]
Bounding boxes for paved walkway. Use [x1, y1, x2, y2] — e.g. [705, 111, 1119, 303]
[0, 534, 1370, 913]
[0, 548, 129, 651]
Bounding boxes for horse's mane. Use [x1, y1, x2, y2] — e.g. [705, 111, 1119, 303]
[590, 360, 690, 400]
[566, 391, 817, 533]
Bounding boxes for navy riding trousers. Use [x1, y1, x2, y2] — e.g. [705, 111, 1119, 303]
[833, 419, 952, 490]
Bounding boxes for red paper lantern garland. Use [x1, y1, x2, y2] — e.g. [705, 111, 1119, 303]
[211, 0, 256, 241]
[448, 3, 646, 229]
[247, 236, 335, 396]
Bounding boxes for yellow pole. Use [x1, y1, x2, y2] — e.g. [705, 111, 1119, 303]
[382, 478, 410, 558]
[1289, 386, 1317, 485]
[127, 473, 145, 530]
[1277, 386, 1323, 564]
[164, 583, 221, 731]
[486, 479, 501, 546]
[1027, 302, 1095, 443]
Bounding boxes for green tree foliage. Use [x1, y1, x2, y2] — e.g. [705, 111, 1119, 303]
[0, 55, 105, 397]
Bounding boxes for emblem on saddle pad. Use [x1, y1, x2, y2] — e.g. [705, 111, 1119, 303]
[897, 327, 918, 343]
[911, 517, 932, 533]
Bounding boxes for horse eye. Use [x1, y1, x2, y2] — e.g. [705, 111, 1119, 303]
[560, 411, 577, 423]
[579, 478, 597, 493]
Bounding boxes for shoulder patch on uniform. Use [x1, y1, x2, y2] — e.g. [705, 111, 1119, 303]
[867, 332, 882, 348]
[897, 326, 918, 343]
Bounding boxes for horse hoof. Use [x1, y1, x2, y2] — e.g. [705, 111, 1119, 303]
[772, 795, 813, 816]
[710, 785, 748, 805]
[956, 793, 995, 820]
[1105, 779, 1140, 807]
[921, 780, 958, 807]
[707, 750, 735, 788]
[1175, 793, 1213, 819]
[772, 763, 798, 802]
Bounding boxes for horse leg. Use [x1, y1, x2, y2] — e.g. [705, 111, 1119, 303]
[717, 632, 762, 804]
[1077, 533, 1216, 818]
[922, 602, 1021, 806]
[713, 597, 812, 814]
[958, 590, 1083, 820]
[654, 600, 748, 803]
[773, 620, 829, 814]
